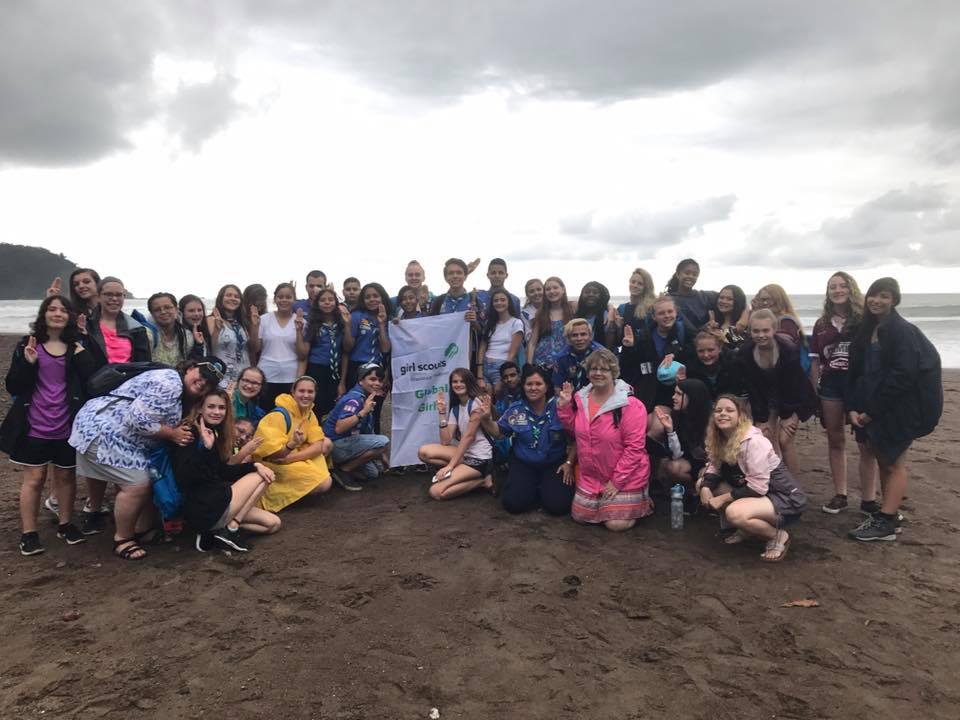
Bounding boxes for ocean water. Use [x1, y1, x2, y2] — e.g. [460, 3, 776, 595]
[2, 294, 959, 367]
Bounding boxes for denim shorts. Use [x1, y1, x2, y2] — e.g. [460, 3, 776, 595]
[332, 434, 390, 465]
[817, 372, 846, 401]
[483, 359, 506, 388]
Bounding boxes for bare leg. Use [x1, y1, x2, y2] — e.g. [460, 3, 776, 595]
[19, 466, 46, 533]
[724, 496, 780, 543]
[113, 483, 151, 559]
[857, 442, 879, 502]
[879, 452, 908, 514]
[85, 477, 107, 512]
[226, 474, 270, 527]
[779, 429, 800, 474]
[821, 399, 847, 495]
[51, 466, 77, 525]
[604, 519, 636, 532]
[428, 465, 486, 500]
[417, 444, 456, 466]
[239, 506, 281, 534]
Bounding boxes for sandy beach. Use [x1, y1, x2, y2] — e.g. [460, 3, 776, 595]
[1, 333, 958, 719]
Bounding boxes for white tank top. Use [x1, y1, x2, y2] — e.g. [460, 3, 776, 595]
[454, 398, 493, 460]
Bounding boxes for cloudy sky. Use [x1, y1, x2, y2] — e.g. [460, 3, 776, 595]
[2, 1, 959, 299]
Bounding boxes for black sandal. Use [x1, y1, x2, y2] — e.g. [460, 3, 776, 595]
[113, 537, 147, 561]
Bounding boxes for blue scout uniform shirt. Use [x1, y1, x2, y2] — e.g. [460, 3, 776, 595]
[323, 385, 374, 441]
[497, 397, 566, 466]
[437, 292, 473, 314]
[305, 321, 343, 367]
[552, 341, 604, 391]
[476, 289, 522, 318]
[349, 310, 387, 363]
[292, 299, 311, 317]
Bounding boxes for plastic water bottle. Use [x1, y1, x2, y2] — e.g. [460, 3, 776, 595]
[670, 484, 684, 530]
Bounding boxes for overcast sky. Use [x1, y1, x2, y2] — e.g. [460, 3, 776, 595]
[2, 1, 959, 299]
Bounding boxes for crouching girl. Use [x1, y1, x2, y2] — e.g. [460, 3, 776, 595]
[697, 394, 807, 562]
[172, 389, 281, 552]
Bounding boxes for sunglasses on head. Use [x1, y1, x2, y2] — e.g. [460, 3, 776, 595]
[195, 361, 224, 381]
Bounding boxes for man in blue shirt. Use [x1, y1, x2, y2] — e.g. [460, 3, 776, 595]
[552, 318, 604, 391]
[476, 258, 522, 318]
[293, 270, 327, 316]
[323, 363, 390, 490]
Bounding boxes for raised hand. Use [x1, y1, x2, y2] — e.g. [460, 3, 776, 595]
[248, 305, 261, 328]
[212, 307, 225, 333]
[295, 308, 305, 332]
[436, 390, 447, 416]
[291, 422, 306, 448]
[23, 336, 38, 364]
[473, 394, 491, 418]
[654, 406, 673, 433]
[192, 322, 205, 345]
[466, 258, 481, 275]
[197, 416, 216, 449]
[622, 325, 634, 347]
[339, 305, 352, 324]
[376, 302, 387, 324]
[224, 381, 237, 398]
[362, 392, 378, 415]
[706, 310, 718, 329]
[660, 353, 675, 369]
[76, 312, 88, 335]
[607, 304, 622, 328]
[556, 381, 573, 408]
[46, 277, 62, 297]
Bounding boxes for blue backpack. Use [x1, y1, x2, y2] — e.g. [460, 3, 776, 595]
[149, 445, 182, 520]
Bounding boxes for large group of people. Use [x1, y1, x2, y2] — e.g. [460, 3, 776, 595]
[0, 258, 943, 563]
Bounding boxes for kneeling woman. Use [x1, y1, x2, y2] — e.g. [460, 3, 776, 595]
[478, 364, 575, 515]
[697, 395, 807, 561]
[252, 376, 332, 512]
[418, 368, 494, 500]
[557, 348, 653, 531]
[172, 389, 281, 552]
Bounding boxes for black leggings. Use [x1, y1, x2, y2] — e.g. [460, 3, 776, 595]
[501, 458, 574, 516]
[306, 362, 341, 419]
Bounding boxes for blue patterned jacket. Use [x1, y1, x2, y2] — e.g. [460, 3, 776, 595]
[68, 369, 184, 469]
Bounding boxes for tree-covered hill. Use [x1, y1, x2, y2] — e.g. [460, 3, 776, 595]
[0, 244, 80, 299]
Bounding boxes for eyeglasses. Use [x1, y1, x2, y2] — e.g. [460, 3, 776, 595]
[588, 367, 612, 374]
[101, 292, 124, 299]
[239, 377, 263, 387]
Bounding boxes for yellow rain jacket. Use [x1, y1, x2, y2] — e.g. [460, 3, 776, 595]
[253, 393, 330, 512]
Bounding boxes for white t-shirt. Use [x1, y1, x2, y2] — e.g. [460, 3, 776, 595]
[258, 312, 299, 383]
[454, 399, 493, 460]
[485, 317, 524, 361]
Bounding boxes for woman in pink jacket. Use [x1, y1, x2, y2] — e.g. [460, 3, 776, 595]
[557, 347, 653, 531]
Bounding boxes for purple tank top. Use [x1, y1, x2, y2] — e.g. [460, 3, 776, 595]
[26, 345, 71, 440]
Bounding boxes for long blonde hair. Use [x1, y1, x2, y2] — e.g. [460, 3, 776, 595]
[757, 283, 804, 335]
[629, 268, 657, 320]
[820, 271, 864, 328]
[705, 394, 753, 466]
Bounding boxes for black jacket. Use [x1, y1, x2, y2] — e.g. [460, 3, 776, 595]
[684, 347, 749, 400]
[620, 315, 693, 411]
[0, 337, 100, 454]
[846, 309, 942, 462]
[739, 334, 818, 424]
[84, 308, 152, 366]
[171, 438, 257, 531]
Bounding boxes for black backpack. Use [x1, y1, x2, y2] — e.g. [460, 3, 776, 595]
[86, 362, 171, 398]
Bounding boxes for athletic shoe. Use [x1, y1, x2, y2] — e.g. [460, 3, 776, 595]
[44, 496, 60, 518]
[860, 500, 882, 515]
[213, 527, 250, 552]
[821, 495, 848, 514]
[78, 511, 105, 536]
[848, 514, 898, 542]
[411, 464, 430, 474]
[57, 523, 86, 545]
[19, 532, 45, 556]
[331, 469, 363, 492]
[195, 532, 215, 552]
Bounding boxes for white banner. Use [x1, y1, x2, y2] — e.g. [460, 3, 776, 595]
[389, 312, 471, 467]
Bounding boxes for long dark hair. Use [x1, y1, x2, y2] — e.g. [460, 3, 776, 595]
[242, 284, 268, 316]
[359, 282, 394, 318]
[185, 388, 235, 462]
[850, 277, 901, 374]
[712, 285, 746, 325]
[31, 295, 80, 344]
[448, 367, 484, 412]
[666, 258, 700, 294]
[179, 294, 213, 348]
[214, 284, 250, 331]
[674, 378, 712, 453]
[68, 268, 101, 313]
[520, 364, 555, 404]
[396, 285, 419, 318]
[575, 281, 610, 340]
[483, 288, 521, 339]
[306, 288, 344, 341]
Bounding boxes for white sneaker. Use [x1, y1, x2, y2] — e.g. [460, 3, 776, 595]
[44, 496, 60, 518]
